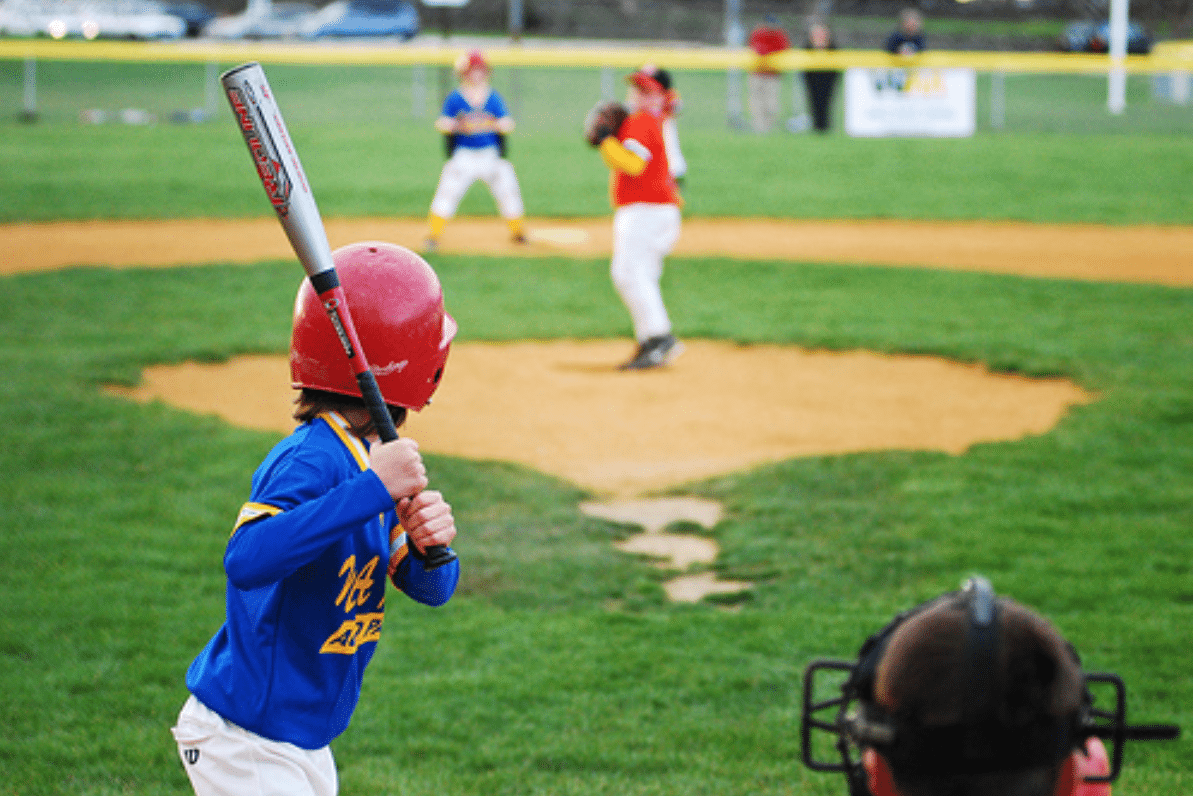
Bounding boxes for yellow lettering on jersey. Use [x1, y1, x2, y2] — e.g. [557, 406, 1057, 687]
[320, 620, 359, 654]
[335, 555, 379, 614]
[358, 613, 383, 646]
[319, 612, 385, 655]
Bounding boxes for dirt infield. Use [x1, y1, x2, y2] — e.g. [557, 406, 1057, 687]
[2, 216, 1190, 285]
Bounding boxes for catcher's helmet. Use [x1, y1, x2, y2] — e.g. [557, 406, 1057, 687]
[290, 242, 456, 410]
[454, 49, 489, 78]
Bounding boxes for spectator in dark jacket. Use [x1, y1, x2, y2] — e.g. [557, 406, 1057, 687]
[885, 8, 925, 55]
[802, 20, 840, 133]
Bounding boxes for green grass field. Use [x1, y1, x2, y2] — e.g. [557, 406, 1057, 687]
[0, 57, 1190, 795]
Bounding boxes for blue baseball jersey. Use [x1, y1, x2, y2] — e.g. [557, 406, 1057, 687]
[186, 411, 459, 749]
[441, 88, 508, 150]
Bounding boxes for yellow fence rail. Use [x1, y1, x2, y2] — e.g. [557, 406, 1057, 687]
[1, 37, 1191, 75]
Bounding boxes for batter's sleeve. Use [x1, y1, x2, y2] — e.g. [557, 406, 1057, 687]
[391, 549, 459, 607]
[224, 457, 394, 591]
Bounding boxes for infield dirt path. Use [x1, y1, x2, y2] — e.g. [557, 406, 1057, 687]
[1, 216, 1190, 285]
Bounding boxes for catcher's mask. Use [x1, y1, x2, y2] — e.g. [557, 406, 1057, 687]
[290, 241, 456, 411]
[800, 577, 1178, 795]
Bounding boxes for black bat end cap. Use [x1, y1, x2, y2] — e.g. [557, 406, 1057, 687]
[422, 545, 458, 570]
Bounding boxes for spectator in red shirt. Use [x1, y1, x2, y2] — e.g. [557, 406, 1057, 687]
[748, 15, 790, 133]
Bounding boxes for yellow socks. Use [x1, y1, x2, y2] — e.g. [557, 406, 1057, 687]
[427, 214, 447, 242]
[507, 217, 526, 243]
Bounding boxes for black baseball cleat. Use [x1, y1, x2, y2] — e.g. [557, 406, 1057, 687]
[619, 334, 684, 370]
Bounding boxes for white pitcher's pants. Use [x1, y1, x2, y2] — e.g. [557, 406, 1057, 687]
[611, 203, 681, 343]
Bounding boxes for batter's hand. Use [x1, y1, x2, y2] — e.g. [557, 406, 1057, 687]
[369, 438, 428, 500]
[397, 490, 457, 554]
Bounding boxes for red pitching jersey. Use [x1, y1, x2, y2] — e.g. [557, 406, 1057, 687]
[612, 111, 679, 207]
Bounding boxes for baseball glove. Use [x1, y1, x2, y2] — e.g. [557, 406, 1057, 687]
[584, 101, 629, 147]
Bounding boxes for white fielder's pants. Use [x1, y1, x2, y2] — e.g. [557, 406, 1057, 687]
[748, 72, 783, 133]
[611, 203, 682, 343]
[430, 145, 525, 220]
[172, 695, 338, 796]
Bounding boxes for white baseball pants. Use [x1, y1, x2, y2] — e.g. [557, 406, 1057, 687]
[611, 203, 682, 343]
[172, 695, 338, 796]
[430, 145, 525, 220]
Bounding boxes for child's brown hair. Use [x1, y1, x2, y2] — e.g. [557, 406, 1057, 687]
[293, 389, 408, 439]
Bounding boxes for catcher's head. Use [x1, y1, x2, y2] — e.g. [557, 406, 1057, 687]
[454, 49, 489, 81]
[801, 577, 1179, 796]
[290, 242, 456, 411]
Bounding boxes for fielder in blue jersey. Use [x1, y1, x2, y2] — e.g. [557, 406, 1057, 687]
[173, 242, 460, 796]
[425, 49, 527, 251]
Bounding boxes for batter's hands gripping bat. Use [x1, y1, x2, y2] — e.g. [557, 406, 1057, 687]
[220, 61, 456, 570]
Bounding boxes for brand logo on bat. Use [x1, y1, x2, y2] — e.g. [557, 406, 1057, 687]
[227, 85, 292, 218]
[323, 298, 357, 359]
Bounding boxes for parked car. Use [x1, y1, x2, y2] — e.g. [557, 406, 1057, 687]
[0, 0, 185, 38]
[204, 0, 315, 38]
[1059, 20, 1152, 55]
[298, 0, 417, 38]
[161, 0, 212, 35]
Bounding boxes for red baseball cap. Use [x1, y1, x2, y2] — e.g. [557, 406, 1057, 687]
[627, 65, 667, 94]
[454, 50, 489, 77]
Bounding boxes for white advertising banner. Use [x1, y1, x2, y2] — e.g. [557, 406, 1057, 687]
[844, 67, 976, 138]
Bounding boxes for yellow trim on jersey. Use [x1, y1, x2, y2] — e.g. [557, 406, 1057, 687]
[387, 531, 410, 577]
[599, 136, 647, 176]
[320, 411, 370, 472]
[321, 411, 390, 546]
[230, 412, 374, 537]
[231, 502, 282, 535]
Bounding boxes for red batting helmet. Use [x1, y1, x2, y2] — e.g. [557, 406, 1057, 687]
[290, 242, 457, 410]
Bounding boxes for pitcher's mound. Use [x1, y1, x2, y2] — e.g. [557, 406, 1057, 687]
[105, 340, 1093, 497]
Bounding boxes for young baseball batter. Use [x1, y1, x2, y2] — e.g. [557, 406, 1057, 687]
[425, 50, 526, 252]
[592, 66, 684, 370]
[172, 242, 460, 796]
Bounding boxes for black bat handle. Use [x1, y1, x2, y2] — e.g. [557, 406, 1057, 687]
[356, 371, 458, 571]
